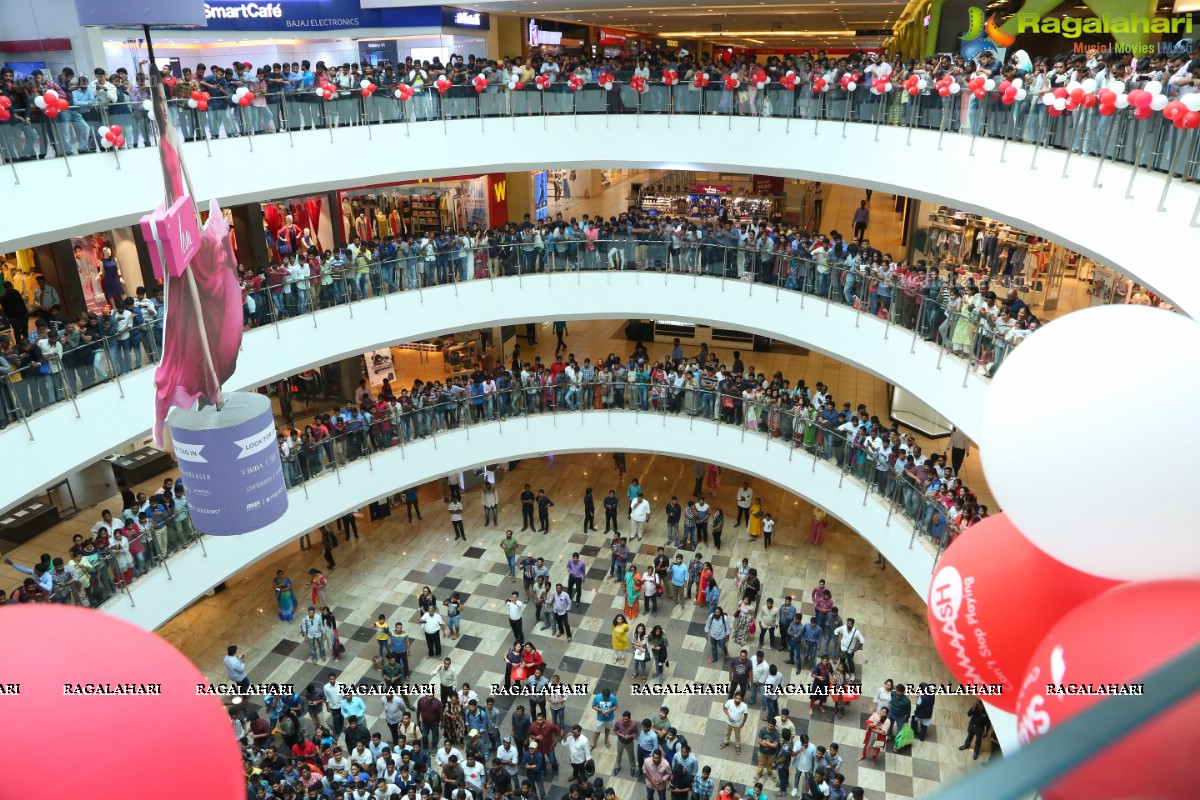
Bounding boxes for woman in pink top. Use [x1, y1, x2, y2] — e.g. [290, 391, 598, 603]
[584, 223, 599, 269]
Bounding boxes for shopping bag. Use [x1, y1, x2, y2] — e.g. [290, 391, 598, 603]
[510, 665, 528, 681]
[894, 723, 915, 751]
[372, 655, 383, 672]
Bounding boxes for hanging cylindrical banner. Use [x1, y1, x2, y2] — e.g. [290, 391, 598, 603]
[167, 391, 288, 535]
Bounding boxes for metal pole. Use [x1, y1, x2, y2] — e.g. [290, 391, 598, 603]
[907, 93, 921, 146]
[1125, 117, 1150, 199]
[1093, 113, 1119, 188]
[1031, 109, 1055, 171]
[1157, 127, 1191, 211]
[937, 95, 950, 150]
[1061, 110, 1081, 177]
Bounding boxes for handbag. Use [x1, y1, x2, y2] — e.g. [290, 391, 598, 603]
[510, 665, 528, 681]
[749, 621, 757, 635]
[584, 758, 595, 777]
[634, 647, 647, 661]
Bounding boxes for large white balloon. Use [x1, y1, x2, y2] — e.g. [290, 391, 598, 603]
[948, 82, 960, 94]
[1114, 94, 1130, 109]
[1150, 93, 1169, 111]
[1182, 94, 1200, 112]
[981, 306, 1200, 581]
[1145, 79, 1163, 95]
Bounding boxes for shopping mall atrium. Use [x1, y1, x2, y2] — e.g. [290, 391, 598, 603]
[1, 0, 1198, 797]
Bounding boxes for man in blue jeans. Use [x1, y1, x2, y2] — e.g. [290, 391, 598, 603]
[801, 616, 822, 670]
[705, 607, 731, 664]
[785, 615, 805, 669]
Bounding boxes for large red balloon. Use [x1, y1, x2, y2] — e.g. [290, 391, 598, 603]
[1016, 581, 1200, 799]
[926, 514, 1118, 712]
[0, 606, 244, 799]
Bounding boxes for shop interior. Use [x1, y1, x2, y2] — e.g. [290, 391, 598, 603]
[337, 177, 491, 242]
[634, 171, 817, 230]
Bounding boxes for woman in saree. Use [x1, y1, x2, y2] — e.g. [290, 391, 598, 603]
[624, 563, 642, 619]
[274, 570, 297, 622]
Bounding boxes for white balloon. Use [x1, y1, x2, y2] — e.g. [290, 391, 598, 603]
[846, 81, 856, 91]
[1115, 94, 1130, 109]
[34, 96, 46, 109]
[1011, 77, 1023, 90]
[1014, 88, 1027, 101]
[142, 99, 153, 112]
[99, 138, 112, 149]
[1053, 97, 1066, 111]
[948, 82, 960, 94]
[394, 88, 403, 99]
[981, 306, 1200, 581]
[917, 78, 927, 90]
[1080, 78, 1097, 93]
[187, 98, 199, 109]
[1110, 80, 1125, 95]
[1042, 93, 1055, 106]
[884, 81, 893, 92]
[1151, 93, 1168, 111]
[1182, 94, 1200, 112]
[360, 79, 371, 89]
[786, 70, 796, 77]
[1066, 80, 1082, 93]
[1145, 79, 1163, 95]
[702, 72, 710, 80]
[983, 78, 996, 91]
[756, 81, 766, 89]
[98, 126, 110, 136]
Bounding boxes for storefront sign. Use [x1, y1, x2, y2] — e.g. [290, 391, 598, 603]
[752, 175, 785, 194]
[598, 28, 628, 45]
[358, 39, 399, 66]
[74, 0, 205, 26]
[442, 6, 489, 29]
[167, 392, 289, 537]
[487, 174, 508, 227]
[691, 184, 732, 194]
[196, 1, 447, 32]
[528, 19, 563, 47]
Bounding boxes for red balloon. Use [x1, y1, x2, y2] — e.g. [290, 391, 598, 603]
[927, 514, 1117, 713]
[1098, 103, 1116, 116]
[239, 95, 252, 106]
[938, 87, 950, 97]
[1163, 100, 1184, 120]
[1017, 581, 1200, 799]
[110, 124, 123, 136]
[0, 606, 243, 799]
[198, 101, 208, 111]
[46, 107, 59, 118]
[115, 137, 125, 147]
[0, 108, 9, 121]
[973, 88, 986, 99]
[57, 96, 69, 110]
[1134, 105, 1153, 119]
[1184, 110, 1200, 129]
[190, 90, 202, 101]
[515, 81, 525, 90]
[1069, 87, 1084, 102]
[1098, 89, 1116, 105]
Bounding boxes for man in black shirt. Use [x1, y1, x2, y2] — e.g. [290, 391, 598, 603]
[582, 488, 597, 532]
[520, 484, 536, 531]
[603, 491, 620, 534]
[664, 497, 682, 547]
[536, 490, 554, 534]
[728, 649, 752, 699]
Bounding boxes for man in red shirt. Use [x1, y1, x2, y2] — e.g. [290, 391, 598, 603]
[267, 262, 289, 319]
[528, 712, 562, 775]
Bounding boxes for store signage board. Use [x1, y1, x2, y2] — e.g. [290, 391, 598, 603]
[528, 19, 563, 47]
[691, 184, 733, 194]
[442, 6, 489, 29]
[73, 0, 206, 26]
[192, 1, 448, 32]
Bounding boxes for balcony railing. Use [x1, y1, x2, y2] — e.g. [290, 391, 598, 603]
[4, 80, 1198, 188]
[1, 239, 1021, 436]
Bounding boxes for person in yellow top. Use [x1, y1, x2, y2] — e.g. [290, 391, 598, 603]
[375, 614, 392, 659]
[810, 508, 828, 547]
[355, 250, 372, 299]
[611, 613, 630, 665]
[748, 499, 764, 539]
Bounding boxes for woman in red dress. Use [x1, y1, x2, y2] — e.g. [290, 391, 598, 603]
[860, 707, 889, 762]
[695, 562, 713, 606]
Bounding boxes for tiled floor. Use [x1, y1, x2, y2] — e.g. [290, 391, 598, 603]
[163, 452, 991, 800]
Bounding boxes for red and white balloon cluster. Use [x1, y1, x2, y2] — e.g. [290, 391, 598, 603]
[966, 75, 995, 99]
[927, 305, 1200, 799]
[934, 75, 960, 97]
[317, 79, 337, 101]
[723, 72, 741, 92]
[473, 74, 490, 93]
[869, 64, 893, 95]
[751, 68, 770, 90]
[901, 75, 927, 96]
[630, 75, 647, 94]
[811, 74, 828, 93]
[436, 75, 454, 95]
[0, 95, 11, 121]
[534, 74, 551, 91]
[233, 86, 254, 107]
[33, 88, 70, 119]
[507, 75, 527, 91]
[598, 71, 615, 91]
[839, 71, 860, 92]
[97, 123, 125, 149]
[187, 89, 210, 111]
[359, 79, 377, 98]
[394, 84, 416, 101]
[662, 69, 679, 87]
[996, 77, 1027, 106]
[692, 72, 710, 89]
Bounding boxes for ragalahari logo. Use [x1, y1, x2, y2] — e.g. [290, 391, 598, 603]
[961, 6, 1017, 48]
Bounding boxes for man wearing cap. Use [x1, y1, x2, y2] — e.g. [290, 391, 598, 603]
[465, 701, 490, 760]
[529, 711, 562, 775]
[522, 741, 548, 800]
[496, 734, 520, 782]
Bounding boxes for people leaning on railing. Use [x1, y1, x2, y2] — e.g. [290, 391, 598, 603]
[3, 48, 1199, 178]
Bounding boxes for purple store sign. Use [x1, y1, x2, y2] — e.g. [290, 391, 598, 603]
[167, 392, 289, 536]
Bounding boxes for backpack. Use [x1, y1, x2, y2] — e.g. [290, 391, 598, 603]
[131, 306, 145, 326]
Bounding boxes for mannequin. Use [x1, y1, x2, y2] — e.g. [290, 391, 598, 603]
[100, 246, 126, 308]
[341, 196, 353, 240]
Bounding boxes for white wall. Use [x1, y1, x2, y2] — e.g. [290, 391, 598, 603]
[97, 409, 1018, 753]
[0, 115, 1196, 315]
[0, 273, 990, 510]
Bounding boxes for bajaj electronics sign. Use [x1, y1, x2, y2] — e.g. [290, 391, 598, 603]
[202, 0, 367, 30]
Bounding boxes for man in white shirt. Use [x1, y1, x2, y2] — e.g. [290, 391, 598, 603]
[735, 483, 753, 527]
[629, 495, 651, 541]
[223, 645, 250, 692]
[833, 619, 864, 680]
[436, 741, 465, 769]
[495, 735, 520, 779]
[435, 657, 459, 705]
[565, 724, 593, 780]
[421, 609, 445, 658]
[448, 498, 465, 542]
[720, 692, 749, 754]
[323, 673, 346, 736]
[462, 754, 485, 792]
[505, 592, 526, 643]
[325, 748, 352, 779]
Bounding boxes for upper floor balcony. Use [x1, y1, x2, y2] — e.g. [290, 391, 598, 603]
[2, 82, 1198, 314]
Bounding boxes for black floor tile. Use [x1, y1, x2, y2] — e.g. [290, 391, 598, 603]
[463, 547, 487, 558]
[272, 638, 303, 656]
[580, 545, 602, 558]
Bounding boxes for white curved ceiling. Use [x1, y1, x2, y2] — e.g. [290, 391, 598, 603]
[2, 115, 1196, 314]
[2, 273, 988, 510]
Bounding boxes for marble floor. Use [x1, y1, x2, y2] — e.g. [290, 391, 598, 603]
[162, 452, 993, 800]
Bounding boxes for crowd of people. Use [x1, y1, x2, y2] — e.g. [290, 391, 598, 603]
[272, 335, 989, 550]
[0, 476, 196, 606]
[227, 460, 995, 800]
[5, 45, 1200, 174]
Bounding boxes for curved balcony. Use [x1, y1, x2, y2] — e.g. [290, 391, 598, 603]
[2, 265, 991, 510]
[96, 399, 1019, 753]
[1, 89, 1198, 314]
